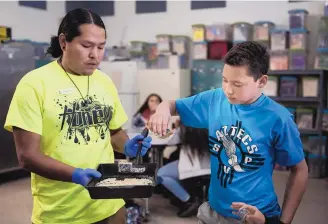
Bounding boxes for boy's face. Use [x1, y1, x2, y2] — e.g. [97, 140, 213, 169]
[222, 64, 267, 105]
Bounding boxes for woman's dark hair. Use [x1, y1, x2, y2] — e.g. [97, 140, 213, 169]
[134, 93, 163, 117]
[47, 8, 106, 58]
[223, 41, 269, 81]
[180, 125, 209, 159]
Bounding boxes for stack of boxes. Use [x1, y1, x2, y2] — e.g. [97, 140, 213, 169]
[269, 9, 309, 71]
[191, 23, 232, 94]
[314, 5, 328, 70]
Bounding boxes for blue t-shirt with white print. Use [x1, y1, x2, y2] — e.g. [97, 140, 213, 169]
[175, 88, 304, 219]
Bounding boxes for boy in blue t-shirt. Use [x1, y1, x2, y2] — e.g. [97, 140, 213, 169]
[147, 41, 308, 224]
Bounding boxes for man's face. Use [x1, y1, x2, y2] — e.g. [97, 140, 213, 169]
[63, 24, 106, 75]
[222, 64, 267, 104]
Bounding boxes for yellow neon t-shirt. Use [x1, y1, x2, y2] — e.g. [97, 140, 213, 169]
[4, 61, 127, 224]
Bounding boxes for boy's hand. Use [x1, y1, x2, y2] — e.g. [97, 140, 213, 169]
[147, 103, 171, 137]
[231, 202, 265, 224]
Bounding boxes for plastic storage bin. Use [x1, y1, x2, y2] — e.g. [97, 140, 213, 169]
[192, 24, 206, 42]
[253, 21, 275, 41]
[279, 76, 298, 97]
[206, 23, 230, 41]
[263, 76, 278, 96]
[156, 34, 172, 53]
[231, 22, 253, 42]
[172, 35, 190, 55]
[314, 48, 328, 69]
[317, 33, 328, 49]
[290, 28, 308, 50]
[130, 41, 147, 55]
[319, 16, 328, 32]
[307, 136, 327, 178]
[302, 77, 319, 97]
[296, 108, 314, 129]
[270, 29, 289, 51]
[289, 50, 307, 70]
[270, 50, 289, 70]
[208, 41, 232, 60]
[288, 9, 308, 29]
[193, 42, 207, 60]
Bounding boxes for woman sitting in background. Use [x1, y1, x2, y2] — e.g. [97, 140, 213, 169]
[157, 125, 210, 218]
[132, 93, 162, 129]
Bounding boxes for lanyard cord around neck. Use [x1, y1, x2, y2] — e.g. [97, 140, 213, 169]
[59, 60, 90, 104]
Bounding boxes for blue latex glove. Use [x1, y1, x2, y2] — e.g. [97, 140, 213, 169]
[124, 135, 152, 157]
[72, 168, 102, 187]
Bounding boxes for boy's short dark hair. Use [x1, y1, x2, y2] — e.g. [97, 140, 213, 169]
[223, 41, 270, 81]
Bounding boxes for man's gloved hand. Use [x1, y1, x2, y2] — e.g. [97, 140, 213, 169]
[72, 168, 102, 187]
[124, 135, 152, 157]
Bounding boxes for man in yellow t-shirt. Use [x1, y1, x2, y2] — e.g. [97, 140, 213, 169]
[4, 8, 152, 224]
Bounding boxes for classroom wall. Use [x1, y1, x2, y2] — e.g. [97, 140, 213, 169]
[0, 1, 65, 42]
[104, 1, 325, 47]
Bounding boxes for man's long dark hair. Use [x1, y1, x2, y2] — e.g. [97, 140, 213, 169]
[134, 93, 162, 117]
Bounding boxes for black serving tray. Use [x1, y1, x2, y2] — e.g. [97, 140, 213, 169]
[86, 163, 157, 199]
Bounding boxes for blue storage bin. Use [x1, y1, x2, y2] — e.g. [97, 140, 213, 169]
[288, 9, 309, 29]
[279, 76, 298, 97]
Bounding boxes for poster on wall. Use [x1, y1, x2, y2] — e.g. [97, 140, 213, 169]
[136, 0, 167, 14]
[191, 1, 226, 10]
[18, 1, 47, 10]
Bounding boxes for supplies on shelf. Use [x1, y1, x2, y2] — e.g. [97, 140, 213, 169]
[288, 9, 308, 29]
[156, 34, 172, 54]
[289, 28, 309, 50]
[0, 26, 11, 42]
[289, 50, 307, 70]
[270, 29, 289, 51]
[296, 108, 315, 129]
[279, 76, 298, 97]
[306, 136, 327, 178]
[172, 35, 190, 55]
[301, 77, 319, 97]
[318, 16, 328, 32]
[314, 48, 328, 69]
[262, 76, 278, 96]
[270, 50, 289, 70]
[192, 24, 206, 42]
[130, 41, 148, 56]
[231, 22, 253, 42]
[253, 21, 275, 41]
[205, 23, 231, 41]
[193, 42, 208, 60]
[317, 32, 328, 49]
[207, 41, 232, 60]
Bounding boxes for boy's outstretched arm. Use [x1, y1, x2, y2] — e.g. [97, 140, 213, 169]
[280, 159, 308, 224]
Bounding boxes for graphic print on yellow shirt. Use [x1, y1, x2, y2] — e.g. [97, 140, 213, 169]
[56, 93, 113, 145]
[4, 61, 127, 224]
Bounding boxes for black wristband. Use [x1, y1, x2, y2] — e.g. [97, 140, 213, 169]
[265, 216, 285, 224]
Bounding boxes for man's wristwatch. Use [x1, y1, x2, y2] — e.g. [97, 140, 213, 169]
[265, 216, 286, 224]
